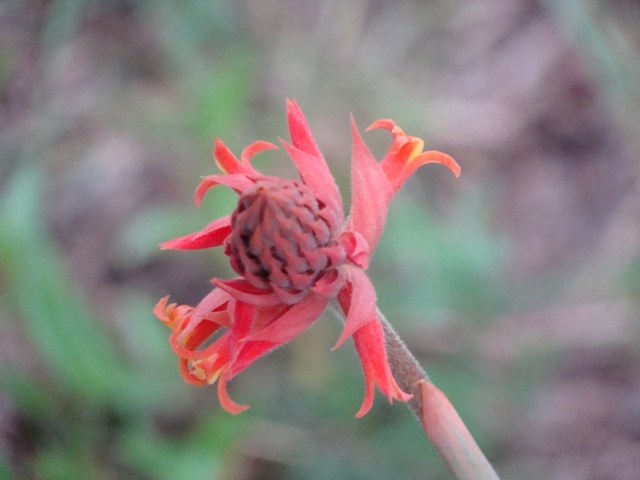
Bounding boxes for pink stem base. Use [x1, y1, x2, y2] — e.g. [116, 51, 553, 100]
[377, 307, 500, 480]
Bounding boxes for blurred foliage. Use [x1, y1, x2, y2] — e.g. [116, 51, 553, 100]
[0, 165, 247, 479]
[1, 0, 639, 479]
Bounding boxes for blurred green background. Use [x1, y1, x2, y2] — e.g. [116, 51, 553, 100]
[1, 1, 640, 479]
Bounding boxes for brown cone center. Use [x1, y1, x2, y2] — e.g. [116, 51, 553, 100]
[225, 179, 345, 303]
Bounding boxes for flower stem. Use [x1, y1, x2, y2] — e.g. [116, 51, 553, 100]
[376, 307, 501, 480]
[331, 300, 500, 480]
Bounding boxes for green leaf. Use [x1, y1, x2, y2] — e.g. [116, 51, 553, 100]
[0, 166, 132, 405]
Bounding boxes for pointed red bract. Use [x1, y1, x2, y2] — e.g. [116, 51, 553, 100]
[280, 139, 343, 213]
[212, 278, 282, 307]
[160, 216, 232, 251]
[229, 300, 254, 343]
[194, 174, 257, 207]
[153, 296, 187, 329]
[348, 116, 392, 253]
[352, 319, 412, 418]
[286, 99, 323, 160]
[188, 288, 233, 330]
[179, 357, 208, 386]
[245, 293, 328, 344]
[227, 339, 279, 377]
[154, 99, 457, 416]
[340, 231, 370, 270]
[214, 138, 256, 175]
[333, 265, 377, 350]
[367, 118, 461, 195]
[170, 322, 221, 359]
[241, 140, 278, 167]
[217, 373, 250, 414]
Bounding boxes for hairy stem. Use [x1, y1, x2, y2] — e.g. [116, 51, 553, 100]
[376, 307, 430, 416]
[331, 301, 501, 480]
[376, 308, 500, 480]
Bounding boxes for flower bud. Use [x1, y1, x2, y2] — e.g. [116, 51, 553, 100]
[225, 179, 346, 303]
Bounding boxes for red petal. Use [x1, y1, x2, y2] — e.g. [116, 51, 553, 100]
[159, 216, 232, 251]
[367, 119, 461, 194]
[179, 288, 232, 341]
[280, 139, 343, 214]
[408, 150, 461, 179]
[217, 372, 250, 414]
[154, 297, 193, 330]
[214, 138, 256, 175]
[191, 334, 233, 377]
[309, 266, 346, 298]
[351, 319, 412, 418]
[170, 321, 221, 359]
[153, 296, 171, 325]
[386, 149, 460, 196]
[230, 300, 255, 343]
[339, 231, 370, 270]
[244, 293, 328, 344]
[194, 174, 256, 207]
[381, 141, 415, 191]
[286, 98, 323, 161]
[241, 140, 278, 166]
[268, 283, 306, 305]
[365, 118, 397, 133]
[212, 278, 282, 306]
[190, 288, 231, 333]
[332, 265, 377, 350]
[227, 340, 279, 377]
[178, 358, 207, 386]
[348, 116, 392, 254]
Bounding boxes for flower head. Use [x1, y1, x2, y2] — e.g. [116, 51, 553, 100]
[226, 178, 346, 304]
[155, 99, 459, 417]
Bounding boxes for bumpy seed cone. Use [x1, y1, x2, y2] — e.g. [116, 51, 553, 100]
[225, 179, 346, 304]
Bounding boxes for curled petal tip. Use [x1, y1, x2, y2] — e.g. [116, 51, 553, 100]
[159, 216, 232, 251]
[194, 177, 209, 208]
[354, 385, 374, 418]
[366, 118, 396, 133]
[417, 151, 461, 178]
[241, 140, 278, 166]
[330, 335, 348, 352]
[153, 296, 171, 324]
[159, 238, 186, 250]
[218, 374, 250, 415]
[212, 278, 282, 306]
[354, 405, 371, 419]
[214, 138, 257, 175]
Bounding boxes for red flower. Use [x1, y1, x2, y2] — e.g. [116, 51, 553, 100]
[155, 99, 460, 416]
